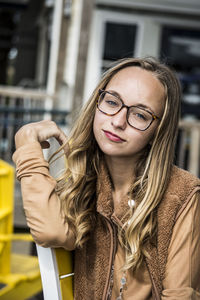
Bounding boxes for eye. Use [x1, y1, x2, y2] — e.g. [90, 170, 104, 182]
[105, 99, 119, 106]
[103, 94, 121, 107]
[135, 112, 147, 121]
[129, 107, 151, 122]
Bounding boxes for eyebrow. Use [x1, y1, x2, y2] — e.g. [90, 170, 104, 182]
[106, 89, 156, 115]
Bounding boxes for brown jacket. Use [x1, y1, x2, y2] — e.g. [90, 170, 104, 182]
[13, 142, 200, 300]
[74, 161, 200, 300]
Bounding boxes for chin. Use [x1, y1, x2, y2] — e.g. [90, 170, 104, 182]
[99, 147, 132, 158]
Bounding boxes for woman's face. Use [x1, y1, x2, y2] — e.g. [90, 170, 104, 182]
[93, 66, 165, 161]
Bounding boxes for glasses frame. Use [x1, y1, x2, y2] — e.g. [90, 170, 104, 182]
[97, 89, 160, 131]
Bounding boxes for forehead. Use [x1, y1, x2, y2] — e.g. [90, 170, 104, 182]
[106, 66, 165, 115]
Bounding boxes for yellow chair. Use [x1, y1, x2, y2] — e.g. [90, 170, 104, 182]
[0, 159, 42, 300]
[36, 245, 74, 300]
[36, 149, 74, 300]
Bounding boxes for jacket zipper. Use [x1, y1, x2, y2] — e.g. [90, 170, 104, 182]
[145, 255, 161, 300]
[149, 272, 161, 300]
[102, 217, 118, 300]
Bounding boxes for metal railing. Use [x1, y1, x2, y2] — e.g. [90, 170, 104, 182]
[0, 86, 69, 162]
[177, 120, 200, 177]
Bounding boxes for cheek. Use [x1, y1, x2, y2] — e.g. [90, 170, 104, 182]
[143, 130, 155, 145]
[135, 128, 157, 152]
[93, 111, 101, 141]
[146, 123, 159, 144]
[128, 127, 156, 151]
[93, 110, 107, 132]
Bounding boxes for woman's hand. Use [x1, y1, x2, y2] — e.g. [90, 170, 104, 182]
[15, 120, 68, 150]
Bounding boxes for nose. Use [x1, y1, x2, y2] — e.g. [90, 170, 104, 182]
[111, 107, 127, 130]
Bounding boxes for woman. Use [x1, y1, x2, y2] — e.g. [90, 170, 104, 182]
[13, 57, 200, 300]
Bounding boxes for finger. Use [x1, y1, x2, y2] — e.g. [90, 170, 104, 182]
[55, 129, 68, 146]
[54, 130, 70, 154]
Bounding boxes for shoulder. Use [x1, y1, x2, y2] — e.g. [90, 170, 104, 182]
[158, 166, 200, 225]
[171, 165, 200, 182]
[171, 165, 200, 186]
[166, 165, 200, 201]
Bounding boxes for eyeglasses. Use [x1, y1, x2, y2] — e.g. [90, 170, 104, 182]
[97, 89, 160, 131]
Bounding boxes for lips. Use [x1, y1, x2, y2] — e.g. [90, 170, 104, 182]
[103, 130, 125, 142]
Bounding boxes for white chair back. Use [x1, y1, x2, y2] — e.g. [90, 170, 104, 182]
[36, 245, 74, 300]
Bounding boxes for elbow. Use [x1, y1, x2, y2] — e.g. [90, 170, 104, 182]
[30, 228, 76, 250]
[30, 229, 60, 248]
[25, 213, 76, 249]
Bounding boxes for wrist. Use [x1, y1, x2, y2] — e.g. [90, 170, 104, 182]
[15, 127, 39, 149]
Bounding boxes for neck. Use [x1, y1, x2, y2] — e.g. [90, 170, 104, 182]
[105, 155, 136, 196]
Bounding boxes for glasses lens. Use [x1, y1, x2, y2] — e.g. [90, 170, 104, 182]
[98, 92, 122, 115]
[128, 107, 152, 130]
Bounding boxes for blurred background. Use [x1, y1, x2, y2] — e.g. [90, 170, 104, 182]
[0, 0, 200, 299]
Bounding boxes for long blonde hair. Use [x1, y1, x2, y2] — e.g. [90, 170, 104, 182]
[55, 57, 181, 271]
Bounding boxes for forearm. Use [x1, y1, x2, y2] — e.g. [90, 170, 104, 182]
[161, 287, 200, 299]
[13, 142, 75, 250]
[161, 192, 200, 299]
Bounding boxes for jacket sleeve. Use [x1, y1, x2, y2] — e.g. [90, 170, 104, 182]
[12, 142, 76, 250]
[161, 191, 200, 299]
